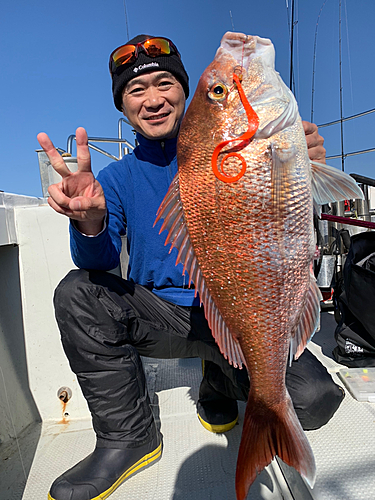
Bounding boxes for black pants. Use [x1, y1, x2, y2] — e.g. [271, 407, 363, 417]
[54, 269, 344, 448]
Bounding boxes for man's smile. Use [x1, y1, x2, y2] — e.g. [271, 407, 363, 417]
[144, 112, 170, 121]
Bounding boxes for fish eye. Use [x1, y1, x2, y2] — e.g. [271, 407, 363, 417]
[208, 82, 228, 101]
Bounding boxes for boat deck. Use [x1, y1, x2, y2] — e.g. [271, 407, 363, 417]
[4, 314, 375, 500]
[1, 195, 375, 500]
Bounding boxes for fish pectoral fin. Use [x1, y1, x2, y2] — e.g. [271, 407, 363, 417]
[155, 173, 246, 370]
[310, 160, 364, 205]
[271, 144, 297, 211]
[236, 394, 316, 500]
[290, 272, 322, 364]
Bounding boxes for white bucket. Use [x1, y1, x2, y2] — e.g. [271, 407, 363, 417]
[47, 156, 78, 187]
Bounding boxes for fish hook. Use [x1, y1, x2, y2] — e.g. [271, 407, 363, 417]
[211, 73, 259, 183]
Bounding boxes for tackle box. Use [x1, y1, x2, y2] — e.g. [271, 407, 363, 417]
[338, 367, 375, 402]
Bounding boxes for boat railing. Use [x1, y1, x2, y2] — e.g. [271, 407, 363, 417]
[36, 118, 136, 197]
[66, 117, 135, 161]
[317, 173, 375, 302]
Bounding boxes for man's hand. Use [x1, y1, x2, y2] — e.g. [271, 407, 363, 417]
[302, 121, 326, 164]
[37, 127, 107, 235]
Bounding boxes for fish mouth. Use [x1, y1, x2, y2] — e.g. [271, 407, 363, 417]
[219, 32, 274, 71]
[219, 32, 256, 62]
[222, 32, 252, 44]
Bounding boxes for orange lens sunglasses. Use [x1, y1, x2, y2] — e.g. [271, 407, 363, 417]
[109, 37, 180, 75]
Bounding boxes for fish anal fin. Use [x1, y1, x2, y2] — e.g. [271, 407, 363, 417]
[155, 173, 246, 369]
[310, 160, 364, 206]
[290, 273, 322, 363]
[236, 394, 316, 500]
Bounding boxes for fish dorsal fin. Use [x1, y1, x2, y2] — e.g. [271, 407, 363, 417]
[155, 174, 247, 369]
[310, 160, 364, 206]
[289, 272, 322, 364]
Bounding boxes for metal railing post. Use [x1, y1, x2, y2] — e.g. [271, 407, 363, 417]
[118, 118, 133, 159]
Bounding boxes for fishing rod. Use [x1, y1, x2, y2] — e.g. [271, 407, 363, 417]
[289, 0, 295, 91]
[312, 0, 375, 170]
[311, 0, 327, 123]
[338, 0, 345, 171]
[318, 108, 375, 128]
[123, 0, 130, 40]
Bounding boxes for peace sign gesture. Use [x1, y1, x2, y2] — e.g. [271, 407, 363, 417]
[37, 127, 107, 235]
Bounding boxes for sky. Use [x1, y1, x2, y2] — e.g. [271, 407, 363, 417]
[1, 0, 375, 197]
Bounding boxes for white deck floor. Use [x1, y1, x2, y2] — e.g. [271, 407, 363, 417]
[303, 312, 375, 500]
[1, 195, 375, 500]
[1, 311, 373, 500]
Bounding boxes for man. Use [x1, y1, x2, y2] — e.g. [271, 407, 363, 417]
[38, 35, 343, 500]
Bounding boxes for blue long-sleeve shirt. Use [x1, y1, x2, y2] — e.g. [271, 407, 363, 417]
[69, 133, 199, 307]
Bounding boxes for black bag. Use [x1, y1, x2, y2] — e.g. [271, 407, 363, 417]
[333, 231, 375, 367]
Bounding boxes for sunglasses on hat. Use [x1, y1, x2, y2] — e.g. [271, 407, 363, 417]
[109, 37, 180, 76]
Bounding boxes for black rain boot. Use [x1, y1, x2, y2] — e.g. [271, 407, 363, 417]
[197, 361, 239, 433]
[48, 433, 162, 500]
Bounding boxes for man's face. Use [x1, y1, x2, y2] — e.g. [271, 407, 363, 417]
[122, 71, 186, 141]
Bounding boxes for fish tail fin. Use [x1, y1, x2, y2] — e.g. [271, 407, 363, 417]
[235, 393, 316, 500]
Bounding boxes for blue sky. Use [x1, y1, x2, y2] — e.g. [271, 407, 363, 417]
[1, 0, 374, 197]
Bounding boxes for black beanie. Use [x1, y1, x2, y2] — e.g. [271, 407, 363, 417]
[111, 34, 189, 112]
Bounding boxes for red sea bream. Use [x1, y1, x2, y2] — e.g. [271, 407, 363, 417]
[155, 32, 363, 499]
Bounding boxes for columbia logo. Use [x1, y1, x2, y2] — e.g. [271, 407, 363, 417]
[133, 62, 160, 73]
